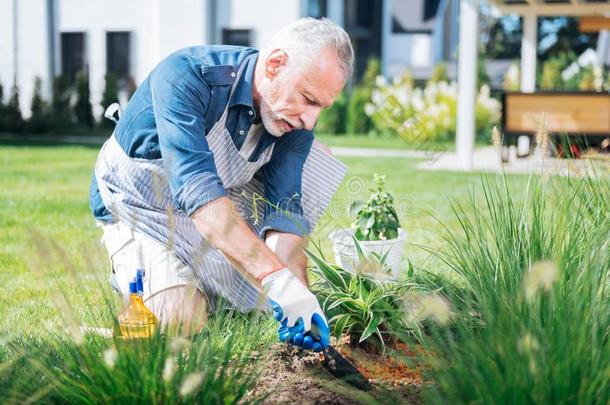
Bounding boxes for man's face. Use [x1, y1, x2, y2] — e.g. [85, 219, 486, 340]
[258, 47, 345, 137]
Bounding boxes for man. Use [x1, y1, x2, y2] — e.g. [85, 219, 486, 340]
[91, 18, 353, 351]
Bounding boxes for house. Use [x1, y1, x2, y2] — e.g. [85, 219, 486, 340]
[0, 0, 459, 120]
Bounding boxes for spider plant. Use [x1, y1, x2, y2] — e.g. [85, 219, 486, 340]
[308, 240, 422, 351]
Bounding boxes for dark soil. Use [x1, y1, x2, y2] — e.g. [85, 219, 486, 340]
[246, 340, 423, 404]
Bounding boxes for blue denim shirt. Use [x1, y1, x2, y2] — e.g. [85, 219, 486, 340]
[90, 45, 313, 237]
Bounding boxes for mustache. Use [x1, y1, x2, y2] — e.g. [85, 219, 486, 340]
[273, 114, 302, 130]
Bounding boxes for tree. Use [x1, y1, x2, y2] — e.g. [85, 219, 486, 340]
[28, 77, 51, 133]
[51, 75, 73, 130]
[74, 71, 94, 128]
[100, 73, 119, 128]
[4, 81, 25, 132]
[538, 17, 598, 62]
[0, 78, 5, 132]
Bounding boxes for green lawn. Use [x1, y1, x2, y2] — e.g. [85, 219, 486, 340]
[315, 133, 490, 150]
[0, 142, 525, 341]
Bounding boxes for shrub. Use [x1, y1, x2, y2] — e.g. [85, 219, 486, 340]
[420, 165, 610, 403]
[0, 78, 5, 132]
[429, 63, 448, 84]
[316, 90, 347, 134]
[539, 51, 577, 90]
[346, 57, 380, 135]
[350, 174, 400, 242]
[503, 62, 520, 91]
[100, 73, 119, 128]
[27, 77, 51, 133]
[125, 76, 138, 101]
[540, 58, 565, 90]
[4, 82, 25, 133]
[477, 57, 491, 88]
[51, 75, 74, 130]
[74, 71, 94, 128]
[366, 77, 501, 143]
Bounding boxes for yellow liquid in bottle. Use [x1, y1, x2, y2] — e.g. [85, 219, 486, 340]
[118, 294, 158, 339]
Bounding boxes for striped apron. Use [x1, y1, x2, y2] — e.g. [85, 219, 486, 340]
[94, 55, 347, 311]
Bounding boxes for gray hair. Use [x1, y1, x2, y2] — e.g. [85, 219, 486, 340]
[264, 17, 354, 80]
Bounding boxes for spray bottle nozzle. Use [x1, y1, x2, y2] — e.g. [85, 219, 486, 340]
[129, 278, 137, 294]
[136, 269, 145, 296]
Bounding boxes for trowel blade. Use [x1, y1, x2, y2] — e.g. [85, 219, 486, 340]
[322, 346, 372, 391]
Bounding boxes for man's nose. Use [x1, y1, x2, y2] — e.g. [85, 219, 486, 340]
[300, 107, 321, 131]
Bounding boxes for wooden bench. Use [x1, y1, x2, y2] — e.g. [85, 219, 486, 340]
[501, 92, 610, 153]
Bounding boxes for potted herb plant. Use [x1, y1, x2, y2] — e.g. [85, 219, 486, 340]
[330, 174, 407, 278]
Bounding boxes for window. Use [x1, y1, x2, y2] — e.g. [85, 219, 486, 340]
[61, 32, 86, 80]
[307, 0, 327, 18]
[106, 32, 131, 80]
[222, 29, 252, 47]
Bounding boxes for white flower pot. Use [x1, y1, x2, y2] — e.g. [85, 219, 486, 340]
[329, 228, 407, 279]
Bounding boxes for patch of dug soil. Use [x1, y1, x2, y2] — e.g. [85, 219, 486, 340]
[337, 341, 423, 388]
[246, 342, 422, 404]
[246, 344, 359, 404]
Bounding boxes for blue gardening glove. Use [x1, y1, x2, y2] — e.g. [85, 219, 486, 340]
[261, 268, 330, 351]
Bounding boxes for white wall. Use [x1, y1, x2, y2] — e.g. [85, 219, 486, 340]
[386, 33, 432, 78]
[229, 0, 301, 49]
[0, 0, 211, 122]
[0, 0, 17, 105]
[0, 0, 50, 118]
[58, 0, 210, 119]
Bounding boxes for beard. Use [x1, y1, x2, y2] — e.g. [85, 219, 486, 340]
[258, 78, 302, 137]
[258, 98, 285, 137]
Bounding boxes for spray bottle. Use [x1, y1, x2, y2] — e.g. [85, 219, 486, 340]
[117, 269, 158, 339]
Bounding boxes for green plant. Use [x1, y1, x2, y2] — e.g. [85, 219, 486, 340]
[51, 74, 74, 129]
[74, 71, 94, 128]
[316, 90, 347, 134]
[503, 62, 520, 91]
[346, 57, 380, 135]
[350, 174, 400, 241]
[4, 82, 25, 132]
[0, 230, 274, 404]
[429, 63, 448, 84]
[1, 279, 271, 404]
[539, 51, 577, 90]
[420, 168, 610, 403]
[28, 76, 51, 133]
[308, 243, 420, 351]
[0, 78, 5, 132]
[100, 73, 119, 128]
[367, 76, 500, 144]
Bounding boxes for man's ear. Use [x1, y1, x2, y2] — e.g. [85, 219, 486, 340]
[265, 48, 288, 79]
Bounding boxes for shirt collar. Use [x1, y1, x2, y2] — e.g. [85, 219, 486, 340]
[228, 52, 258, 115]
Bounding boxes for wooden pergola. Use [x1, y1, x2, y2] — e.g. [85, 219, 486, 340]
[456, 0, 610, 170]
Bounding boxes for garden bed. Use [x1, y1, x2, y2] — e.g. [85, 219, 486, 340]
[247, 338, 423, 404]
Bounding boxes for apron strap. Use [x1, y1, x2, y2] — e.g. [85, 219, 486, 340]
[226, 53, 258, 107]
[104, 102, 122, 124]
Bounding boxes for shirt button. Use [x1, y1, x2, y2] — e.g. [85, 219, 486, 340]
[230, 72, 236, 77]
[248, 110, 254, 116]
[239, 129, 245, 135]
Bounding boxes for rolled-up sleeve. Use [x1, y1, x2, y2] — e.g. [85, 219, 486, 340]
[259, 130, 314, 238]
[150, 56, 226, 216]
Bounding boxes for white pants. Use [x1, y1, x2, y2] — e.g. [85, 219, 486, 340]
[100, 221, 208, 331]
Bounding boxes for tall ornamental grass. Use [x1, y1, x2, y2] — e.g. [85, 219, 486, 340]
[421, 169, 610, 404]
[1, 308, 271, 404]
[0, 232, 274, 404]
